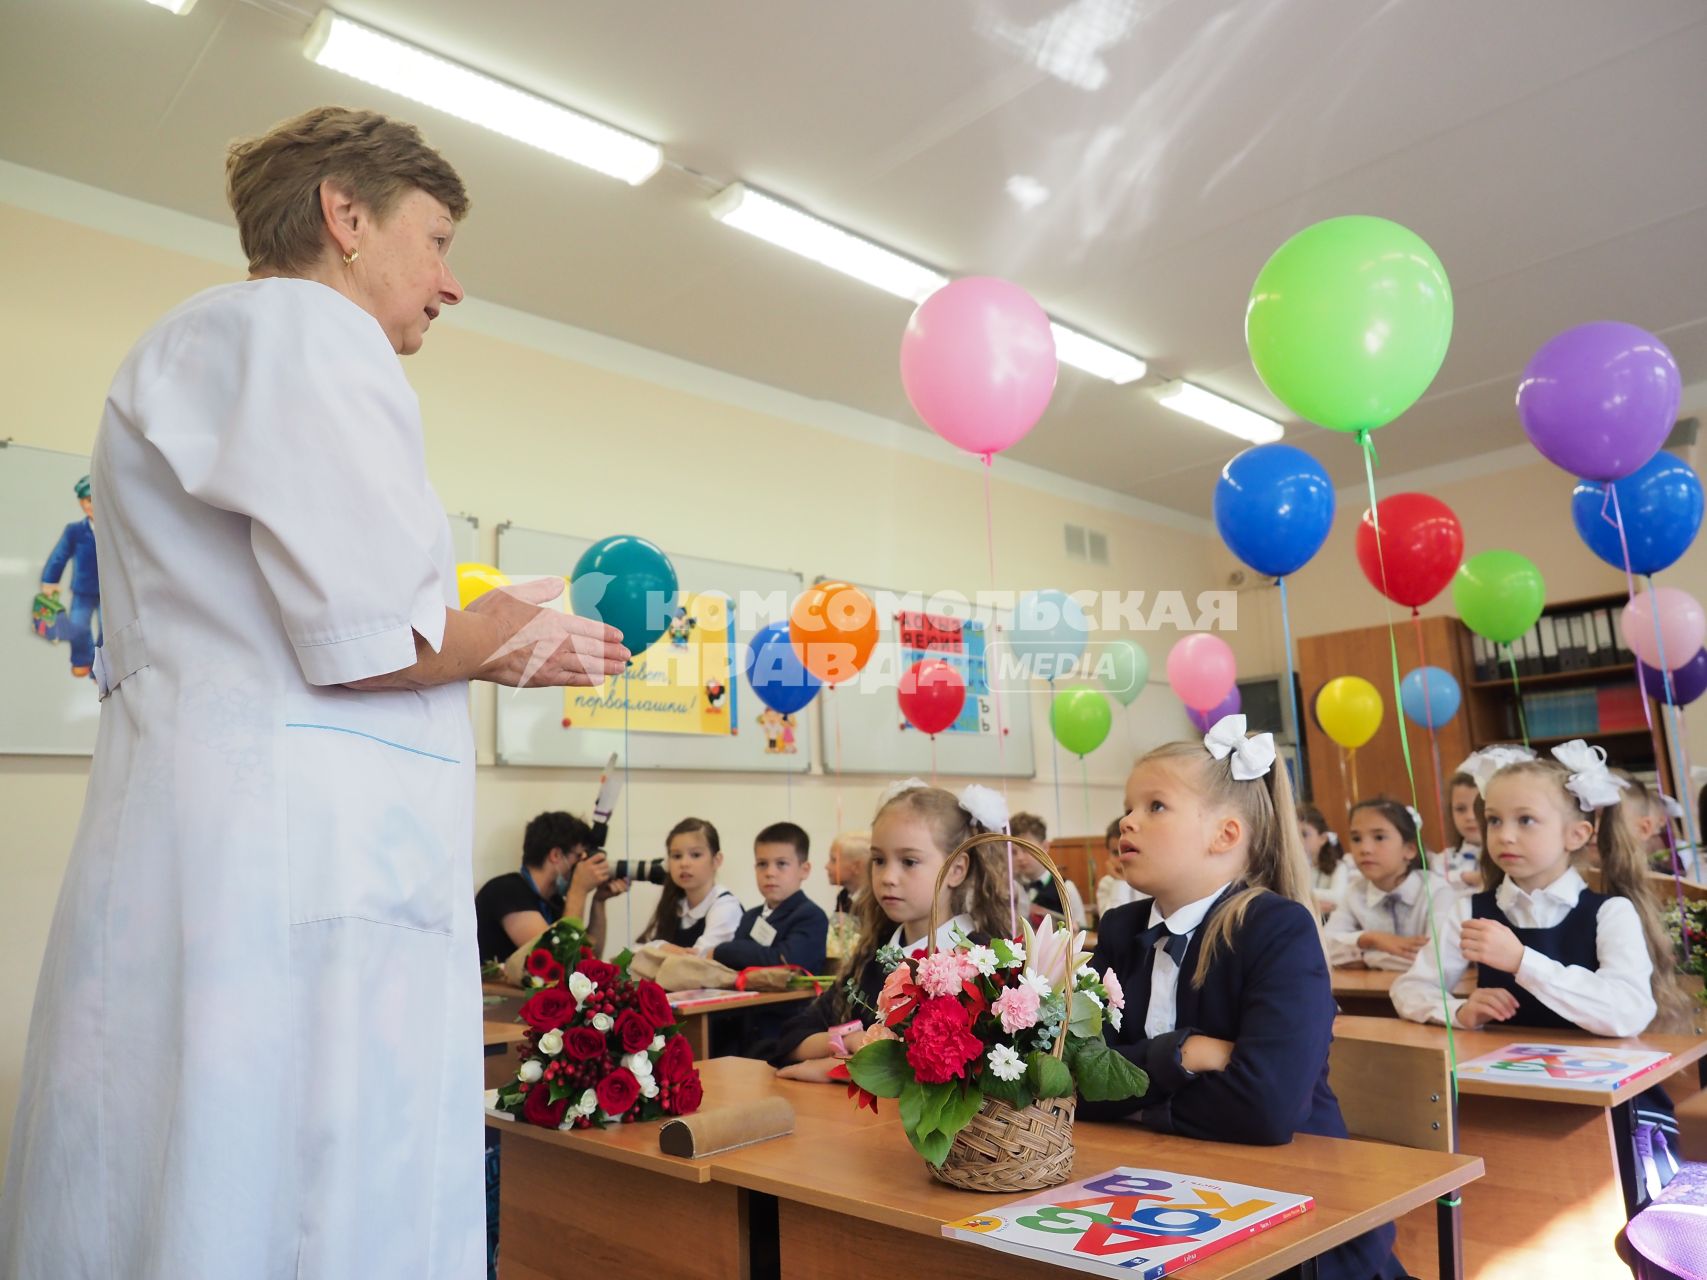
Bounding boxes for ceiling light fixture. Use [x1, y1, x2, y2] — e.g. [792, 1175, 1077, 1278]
[303, 10, 662, 185]
[1152, 380, 1284, 443]
[710, 182, 1148, 384]
[142, 0, 196, 13]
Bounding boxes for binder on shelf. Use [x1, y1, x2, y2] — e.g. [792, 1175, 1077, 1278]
[1472, 634, 1497, 683]
[1521, 626, 1543, 677]
[1539, 618, 1562, 674]
[1608, 607, 1635, 664]
[1593, 609, 1620, 666]
[1565, 613, 1590, 671]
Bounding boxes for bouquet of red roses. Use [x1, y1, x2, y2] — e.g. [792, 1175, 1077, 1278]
[490, 917, 703, 1130]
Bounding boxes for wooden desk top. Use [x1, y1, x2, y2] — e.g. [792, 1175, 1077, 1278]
[492, 1055, 1481, 1279]
[484, 1021, 530, 1048]
[1330, 967, 1475, 999]
[1335, 1016, 1707, 1107]
[713, 1102, 1480, 1280]
[668, 989, 817, 1013]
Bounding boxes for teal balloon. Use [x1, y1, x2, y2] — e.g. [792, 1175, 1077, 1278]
[1103, 639, 1150, 707]
[570, 535, 678, 657]
[1050, 684, 1113, 757]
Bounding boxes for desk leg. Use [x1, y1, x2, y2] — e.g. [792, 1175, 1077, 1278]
[683, 1013, 710, 1062]
[1610, 1100, 1647, 1219]
[1434, 1194, 1463, 1280]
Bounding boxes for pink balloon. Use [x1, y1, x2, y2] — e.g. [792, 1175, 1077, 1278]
[899, 277, 1058, 459]
[1166, 633, 1237, 712]
[1622, 588, 1707, 671]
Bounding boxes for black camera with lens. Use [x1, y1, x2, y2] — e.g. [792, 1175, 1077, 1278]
[611, 857, 668, 886]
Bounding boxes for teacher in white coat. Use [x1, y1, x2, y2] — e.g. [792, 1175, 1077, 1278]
[0, 106, 629, 1279]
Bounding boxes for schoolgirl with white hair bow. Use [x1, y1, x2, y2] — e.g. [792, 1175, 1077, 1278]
[1085, 717, 1407, 1280]
[1323, 798, 1458, 972]
[1391, 740, 1695, 1192]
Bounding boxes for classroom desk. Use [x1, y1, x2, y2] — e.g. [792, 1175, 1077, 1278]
[1330, 966, 1475, 1018]
[1335, 1016, 1707, 1280]
[483, 981, 816, 1061]
[489, 1055, 1482, 1280]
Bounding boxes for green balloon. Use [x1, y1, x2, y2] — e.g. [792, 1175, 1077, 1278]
[1246, 215, 1453, 434]
[1452, 550, 1545, 644]
[1050, 684, 1113, 757]
[570, 534, 679, 657]
[1103, 639, 1150, 707]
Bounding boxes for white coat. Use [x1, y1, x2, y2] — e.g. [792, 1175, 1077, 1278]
[0, 279, 483, 1279]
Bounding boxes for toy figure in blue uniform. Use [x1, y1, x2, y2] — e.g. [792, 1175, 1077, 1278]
[39, 474, 101, 678]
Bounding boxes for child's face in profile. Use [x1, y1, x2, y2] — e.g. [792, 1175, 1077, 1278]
[869, 810, 964, 930]
[1298, 822, 1326, 859]
[1117, 759, 1245, 908]
[1450, 784, 1482, 846]
[1347, 810, 1414, 892]
[754, 841, 809, 908]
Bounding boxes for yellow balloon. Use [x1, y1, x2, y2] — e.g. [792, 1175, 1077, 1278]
[1316, 676, 1383, 750]
[456, 562, 510, 608]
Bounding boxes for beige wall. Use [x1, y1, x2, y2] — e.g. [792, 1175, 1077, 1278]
[0, 192, 1211, 1165]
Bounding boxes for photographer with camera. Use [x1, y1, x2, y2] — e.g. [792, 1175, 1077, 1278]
[475, 810, 627, 962]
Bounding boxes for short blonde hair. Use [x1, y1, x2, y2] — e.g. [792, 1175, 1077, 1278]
[226, 106, 469, 274]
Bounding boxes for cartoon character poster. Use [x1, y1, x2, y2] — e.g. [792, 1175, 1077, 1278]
[563, 590, 738, 736]
[34, 472, 101, 679]
[897, 610, 991, 735]
[755, 707, 798, 754]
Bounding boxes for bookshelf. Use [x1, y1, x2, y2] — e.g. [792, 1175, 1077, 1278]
[1460, 591, 1676, 794]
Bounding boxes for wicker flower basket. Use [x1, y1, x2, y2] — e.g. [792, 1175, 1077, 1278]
[925, 831, 1078, 1193]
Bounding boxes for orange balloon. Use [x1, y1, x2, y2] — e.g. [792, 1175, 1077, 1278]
[789, 582, 878, 685]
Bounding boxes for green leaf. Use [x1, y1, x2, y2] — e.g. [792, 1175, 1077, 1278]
[980, 1072, 1033, 1111]
[991, 938, 1016, 968]
[1068, 996, 1103, 1040]
[547, 1080, 571, 1104]
[1027, 1050, 1075, 1099]
[898, 1079, 951, 1136]
[909, 1124, 955, 1167]
[937, 1082, 985, 1139]
[613, 947, 635, 971]
[846, 1038, 909, 1099]
[1072, 1036, 1151, 1103]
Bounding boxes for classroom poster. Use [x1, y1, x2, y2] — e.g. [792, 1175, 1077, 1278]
[897, 609, 992, 735]
[943, 1167, 1313, 1278]
[1454, 1043, 1672, 1093]
[563, 591, 738, 736]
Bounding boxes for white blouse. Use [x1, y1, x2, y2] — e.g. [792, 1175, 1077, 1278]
[1324, 869, 1458, 971]
[1390, 868, 1657, 1035]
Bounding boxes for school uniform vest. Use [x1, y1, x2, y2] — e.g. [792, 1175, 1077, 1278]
[1470, 887, 1676, 1136]
[669, 887, 737, 949]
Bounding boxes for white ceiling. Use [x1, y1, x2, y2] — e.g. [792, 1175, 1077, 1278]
[4, 0, 1706, 516]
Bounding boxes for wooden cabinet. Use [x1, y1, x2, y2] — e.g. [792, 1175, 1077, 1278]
[1297, 595, 1678, 852]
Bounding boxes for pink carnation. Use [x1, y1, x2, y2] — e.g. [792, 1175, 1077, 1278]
[1102, 967, 1125, 1012]
[916, 950, 975, 999]
[992, 983, 1040, 1034]
[877, 962, 918, 1023]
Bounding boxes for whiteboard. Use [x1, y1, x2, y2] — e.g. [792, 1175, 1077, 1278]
[494, 524, 810, 772]
[1, 444, 104, 754]
[448, 512, 479, 564]
[815, 579, 1035, 778]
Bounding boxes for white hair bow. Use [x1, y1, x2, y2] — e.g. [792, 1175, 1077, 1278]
[1659, 792, 1685, 820]
[1456, 744, 1537, 796]
[958, 784, 1010, 833]
[1204, 714, 1276, 782]
[876, 777, 930, 810]
[1549, 740, 1629, 811]
[1405, 805, 1424, 834]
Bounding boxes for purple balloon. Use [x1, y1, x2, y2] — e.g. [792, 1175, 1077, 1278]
[1187, 685, 1242, 733]
[1516, 322, 1681, 481]
[1637, 649, 1707, 707]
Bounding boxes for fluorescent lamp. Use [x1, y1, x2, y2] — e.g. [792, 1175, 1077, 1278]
[709, 182, 948, 303]
[1050, 323, 1147, 385]
[303, 10, 661, 185]
[1153, 380, 1284, 443]
[143, 0, 196, 12]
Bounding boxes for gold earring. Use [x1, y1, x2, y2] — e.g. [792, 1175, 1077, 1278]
[343, 248, 359, 265]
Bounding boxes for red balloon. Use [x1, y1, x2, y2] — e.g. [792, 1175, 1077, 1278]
[897, 659, 967, 736]
[1356, 493, 1464, 608]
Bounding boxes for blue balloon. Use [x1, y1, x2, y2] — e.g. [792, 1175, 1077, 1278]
[1013, 589, 1091, 682]
[1213, 444, 1336, 578]
[569, 534, 678, 656]
[1400, 666, 1461, 729]
[1571, 453, 1703, 575]
[743, 623, 821, 715]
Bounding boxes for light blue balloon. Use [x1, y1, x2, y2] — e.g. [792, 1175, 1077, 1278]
[1013, 589, 1092, 682]
[1400, 665, 1460, 729]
